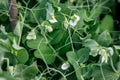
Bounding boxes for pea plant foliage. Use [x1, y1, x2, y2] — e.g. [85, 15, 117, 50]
[0, 0, 120, 80]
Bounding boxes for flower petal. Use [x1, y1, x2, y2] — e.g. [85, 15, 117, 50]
[61, 62, 70, 70]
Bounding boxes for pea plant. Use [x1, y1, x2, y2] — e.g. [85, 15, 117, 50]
[0, 0, 120, 80]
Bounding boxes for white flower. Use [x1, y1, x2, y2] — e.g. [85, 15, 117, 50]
[12, 39, 23, 50]
[69, 14, 80, 27]
[64, 17, 69, 29]
[26, 29, 36, 40]
[101, 53, 108, 63]
[57, 7, 61, 11]
[98, 48, 106, 55]
[8, 66, 14, 75]
[46, 26, 53, 32]
[98, 48, 108, 63]
[107, 47, 114, 56]
[48, 15, 57, 23]
[61, 62, 70, 70]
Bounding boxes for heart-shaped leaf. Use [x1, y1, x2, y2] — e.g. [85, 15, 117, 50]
[26, 35, 45, 49]
[16, 48, 29, 64]
[34, 43, 55, 64]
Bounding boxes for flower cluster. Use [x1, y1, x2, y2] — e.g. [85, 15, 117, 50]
[68, 14, 80, 27]
[26, 29, 36, 40]
[41, 21, 53, 32]
[90, 47, 114, 63]
[64, 14, 80, 29]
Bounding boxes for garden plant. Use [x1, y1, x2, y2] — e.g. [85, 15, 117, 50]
[0, 0, 120, 80]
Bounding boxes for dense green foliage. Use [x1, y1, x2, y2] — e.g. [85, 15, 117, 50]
[0, 0, 120, 80]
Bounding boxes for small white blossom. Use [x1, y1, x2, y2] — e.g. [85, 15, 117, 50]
[64, 17, 69, 29]
[107, 47, 114, 56]
[48, 15, 57, 23]
[26, 29, 36, 40]
[98, 48, 108, 63]
[69, 14, 80, 27]
[98, 48, 106, 55]
[61, 62, 70, 70]
[46, 26, 53, 32]
[8, 66, 14, 75]
[57, 6, 61, 11]
[101, 53, 108, 63]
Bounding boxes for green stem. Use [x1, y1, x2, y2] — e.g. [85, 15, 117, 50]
[110, 57, 117, 73]
[100, 64, 106, 80]
[18, 0, 30, 45]
[68, 28, 75, 52]
[74, 62, 84, 80]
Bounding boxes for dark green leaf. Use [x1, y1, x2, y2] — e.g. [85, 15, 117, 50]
[0, 0, 8, 10]
[14, 62, 39, 80]
[100, 15, 114, 32]
[16, 48, 29, 64]
[34, 43, 55, 64]
[66, 51, 83, 80]
[77, 48, 90, 63]
[93, 65, 119, 80]
[49, 29, 66, 45]
[90, 7, 102, 19]
[97, 30, 112, 46]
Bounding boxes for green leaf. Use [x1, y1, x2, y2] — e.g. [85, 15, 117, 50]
[100, 15, 114, 32]
[74, 9, 87, 29]
[26, 35, 45, 49]
[77, 48, 90, 63]
[13, 21, 23, 37]
[93, 65, 119, 80]
[49, 29, 66, 45]
[7, 32, 19, 42]
[26, 5, 46, 23]
[0, 72, 16, 80]
[66, 51, 83, 80]
[0, 39, 11, 52]
[83, 39, 100, 56]
[97, 30, 112, 46]
[16, 48, 29, 64]
[116, 58, 120, 73]
[49, 0, 60, 5]
[66, 51, 77, 63]
[34, 43, 55, 64]
[14, 62, 39, 80]
[5, 52, 17, 65]
[90, 7, 102, 19]
[83, 39, 100, 49]
[84, 18, 95, 25]
[0, 0, 8, 10]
